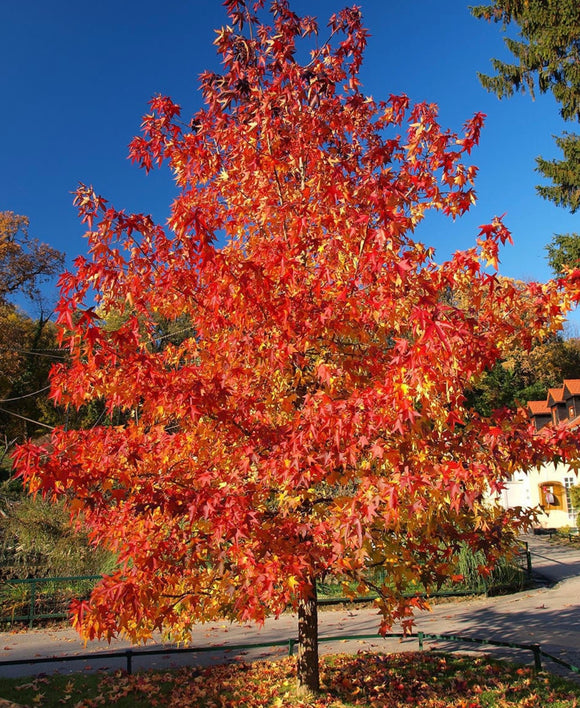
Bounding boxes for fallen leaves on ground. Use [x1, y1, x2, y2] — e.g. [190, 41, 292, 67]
[4, 652, 578, 707]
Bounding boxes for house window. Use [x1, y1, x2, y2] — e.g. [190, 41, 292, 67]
[570, 406, 575, 418]
[540, 482, 565, 511]
[564, 477, 578, 524]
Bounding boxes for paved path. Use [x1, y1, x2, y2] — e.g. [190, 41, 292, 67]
[1, 535, 579, 679]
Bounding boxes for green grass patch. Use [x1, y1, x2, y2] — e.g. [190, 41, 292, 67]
[0, 652, 579, 707]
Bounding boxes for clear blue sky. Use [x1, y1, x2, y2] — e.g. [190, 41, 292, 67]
[2, 1, 578, 324]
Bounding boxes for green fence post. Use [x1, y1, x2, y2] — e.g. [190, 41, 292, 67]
[531, 644, 542, 672]
[288, 639, 295, 656]
[29, 580, 36, 629]
[526, 549, 532, 581]
[418, 632, 424, 651]
[126, 649, 133, 675]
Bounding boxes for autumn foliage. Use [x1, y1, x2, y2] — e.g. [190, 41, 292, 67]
[12, 0, 580, 692]
[6, 652, 579, 707]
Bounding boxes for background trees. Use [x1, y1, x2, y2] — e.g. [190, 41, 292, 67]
[0, 212, 64, 470]
[0, 211, 64, 304]
[0, 214, 106, 582]
[468, 336, 580, 415]
[546, 233, 580, 277]
[471, 1, 580, 273]
[13, 0, 580, 693]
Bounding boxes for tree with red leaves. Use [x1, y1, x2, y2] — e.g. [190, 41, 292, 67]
[13, 1, 580, 693]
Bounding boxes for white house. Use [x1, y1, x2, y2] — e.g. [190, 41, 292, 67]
[499, 380, 580, 529]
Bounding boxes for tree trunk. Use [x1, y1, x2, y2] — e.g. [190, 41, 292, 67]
[297, 579, 320, 693]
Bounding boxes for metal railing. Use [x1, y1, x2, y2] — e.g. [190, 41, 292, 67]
[0, 575, 100, 627]
[318, 543, 533, 603]
[0, 547, 533, 628]
[0, 631, 577, 678]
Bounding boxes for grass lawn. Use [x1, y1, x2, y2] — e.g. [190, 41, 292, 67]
[0, 652, 579, 707]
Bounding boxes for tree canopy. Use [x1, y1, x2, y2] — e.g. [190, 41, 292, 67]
[13, 0, 580, 692]
[0, 213, 64, 458]
[0, 212, 64, 305]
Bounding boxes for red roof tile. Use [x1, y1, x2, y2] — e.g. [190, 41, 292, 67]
[563, 379, 580, 397]
[547, 387, 564, 405]
[527, 400, 551, 416]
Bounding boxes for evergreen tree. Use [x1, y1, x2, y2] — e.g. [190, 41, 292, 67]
[471, 1, 580, 271]
[546, 233, 580, 276]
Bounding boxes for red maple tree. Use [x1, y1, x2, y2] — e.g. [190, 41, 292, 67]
[13, 0, 580, 693]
